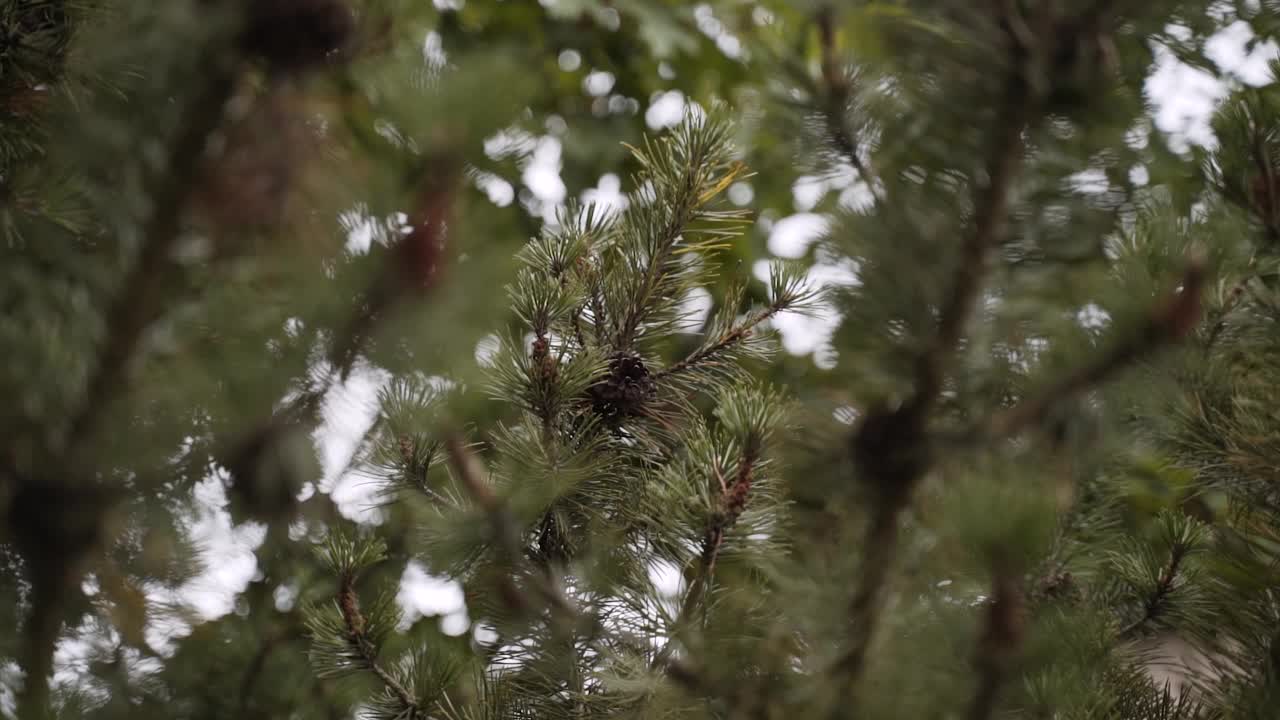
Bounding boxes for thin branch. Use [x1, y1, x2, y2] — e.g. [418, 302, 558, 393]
[651, 445, 760, 670]
[829, 501, 901, 686]
[1249, 115, 1280, 245]
[906, 83, 1032, 421]
[833, 68, 1036, 699]
[336, 573, 421, 716]
[239, 629, 286, 713]
[1203, 275, 1249, 353]
[655, 307, 781, 382]
[997, 0, 1037, 55]
[967, 574, 1025, 720]
[616, 176, 697, 349]
[330, 155, 461, 379]
[1118, 542, 1192, 641]
[443, 435, 578, 623]
[15, 574, 63, 720]
[815, 5, 877, 192]
[987, 257, 1206, 439]
[65, 62, 239, 454]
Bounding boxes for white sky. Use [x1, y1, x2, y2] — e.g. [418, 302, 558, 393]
[26, 13, 1280, 708]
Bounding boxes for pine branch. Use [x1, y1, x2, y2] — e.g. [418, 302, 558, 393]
[614, 119, 746, 349]
[659, 261, 819, 383]
[335, 573, 421, 717]
[1118, 542, 1193, 641]
[814, 4, 876, 193]
[616, 182, 702, 349]
[828, 500, 901, 687]
[1249, 120, 1280, 245]
[835, 59, 1037, 698]
[15, 572, 63, 720]
[655, 307, 778, 382]
[239, 627, 293, 713]
[308, 535, 426, 719]
[65, 59, 239, 455]
[907, 84, 1031, 423]
[443, 434, 578, 623]
[330, 153, 461, 379]
[651, 443, 761, 670]
[967, 574, 1025, 720]
[382, 434, 451, 506]
[987, 256, 1206, 438]
[1203, 274, 1249, 353]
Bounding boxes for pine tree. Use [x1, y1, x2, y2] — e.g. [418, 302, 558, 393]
[0, 1, 531, 717]
[300, 2, 1280, 719]
[9, 1, 1280, 720]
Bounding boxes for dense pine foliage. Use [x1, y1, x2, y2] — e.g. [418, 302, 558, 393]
[7, 2, 1280, 720]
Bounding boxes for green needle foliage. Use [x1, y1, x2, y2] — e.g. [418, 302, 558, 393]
[328, 111, 814, 720]
[10, 1, 1280, 720]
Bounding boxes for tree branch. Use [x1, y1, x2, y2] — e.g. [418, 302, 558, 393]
[655, 306, 781, 382]
[829, 501, 901, 686]
[1249, 120, 1280, 245]
[239, 628, 287, 714]
[330, 154, 461, 379]
[336, 572, 421, 716]
[1118, 542, 1192, 641]
[835, 68, 1036, 698]
[443, 435, 579, 623]
[987, 257, 1206, 439]
[967, 573, 1025, 720]
[907, 87, 1032, 421]
[651, 445, 760, 670]
[66, 62, 239, 454]
[815, 5, 877, 193]
[15, 573, 63, 720]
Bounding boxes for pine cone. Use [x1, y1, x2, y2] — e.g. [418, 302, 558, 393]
[588, 352, 656, 422]
[724, 470, 752, 524]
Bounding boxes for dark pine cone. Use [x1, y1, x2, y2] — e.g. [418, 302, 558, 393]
[241, 0, 354, 73]
[1030, 570, 1079, 604]
[589, 352, 656, 423]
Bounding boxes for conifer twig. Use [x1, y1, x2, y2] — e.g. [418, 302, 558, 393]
[443, 434, 578, 622]
[967, 574, 1025, 720]
[987, 257, 1206, 439]
[239, 627, 291, 713]
[1250, 125, 1279, 244]
[1117, 541, 1193, 640]
[1204, 279, 1247, 353]
[15, 572, 63, 720]
[335, 572, 421, 716]
[829, 501, 902, 684]
[655, 307, 780, 381]
[651, 445, 760, 670]
[815, 5, 877, 196]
